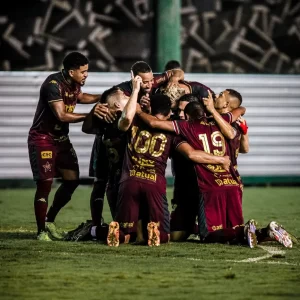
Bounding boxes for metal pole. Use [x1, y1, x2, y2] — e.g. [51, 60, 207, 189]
[156, 0, 181, 71]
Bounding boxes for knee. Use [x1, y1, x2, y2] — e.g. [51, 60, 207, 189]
[62, 179, 80, 194]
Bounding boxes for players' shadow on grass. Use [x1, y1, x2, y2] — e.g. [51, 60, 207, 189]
[0, 231, 35, 240]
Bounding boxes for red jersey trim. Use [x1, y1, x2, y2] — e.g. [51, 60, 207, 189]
[172, 121, 180, 135]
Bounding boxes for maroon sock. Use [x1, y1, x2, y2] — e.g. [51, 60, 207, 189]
[90, 181, 106, 226]
[34, 180, 52, 233]
[256, 227, 271, 243]
[46, 180, 79, 222]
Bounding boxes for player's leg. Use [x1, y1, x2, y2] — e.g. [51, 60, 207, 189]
[46, 141, 79, 239]
[226, 187, 244, 228]
[111, 180, 140, 246]
[144, 184, 170, 246]
[89, 135, 108, 226]
[28, 143, 55, 241]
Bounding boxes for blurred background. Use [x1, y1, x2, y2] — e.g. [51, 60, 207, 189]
[0, 0, 299, 187]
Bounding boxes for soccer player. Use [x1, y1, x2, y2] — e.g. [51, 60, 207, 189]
[27, 52, 113, 241]
[106, 73, 231, 247]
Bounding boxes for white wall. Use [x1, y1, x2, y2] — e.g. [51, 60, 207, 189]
[0, 72, 299, 179]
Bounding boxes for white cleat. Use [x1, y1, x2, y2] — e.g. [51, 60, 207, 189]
[267, 221, 293, 248]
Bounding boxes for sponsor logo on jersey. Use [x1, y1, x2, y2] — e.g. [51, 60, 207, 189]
[129, 169, 157, 182]
[42, 161, 52, 173]
[65, 104, 75, 113]
[49, 80, 57, 84]
[41, 151, 52, 159]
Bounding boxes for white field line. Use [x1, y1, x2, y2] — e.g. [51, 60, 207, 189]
[187, 245, 299, 266]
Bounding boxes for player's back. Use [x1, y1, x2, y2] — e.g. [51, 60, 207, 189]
[173, 118, 239, 191]
[120, 117, 178, 188]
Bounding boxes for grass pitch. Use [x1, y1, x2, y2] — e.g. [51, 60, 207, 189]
[0, 186, 300, 300]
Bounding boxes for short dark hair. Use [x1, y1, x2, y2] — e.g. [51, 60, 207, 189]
[131, 61, 152, 76]
[178, 93, 199, 103]
[100, 86, 121, 103]
[226, 89, 242, 105]
[184, 101, 205, 120]
[164, 60, 181, 71]
[63, 52, 89, 71]
[150, 94, 171, 117]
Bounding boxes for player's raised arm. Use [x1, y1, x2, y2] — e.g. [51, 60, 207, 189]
[49, 100, 87, 123]
[118, 72, 142, 131]
[77, 92, 101, 104]
[176, 142, 231, 171]
[203, 90, 236, 140]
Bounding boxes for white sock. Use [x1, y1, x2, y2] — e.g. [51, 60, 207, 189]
[91, 226, 97, 237]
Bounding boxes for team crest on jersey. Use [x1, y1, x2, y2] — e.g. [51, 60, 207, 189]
[42, 161, 52, 173]
[65, 105, 75, 113]
[41, 151, 52, 159]
[49, 80, 57, 84]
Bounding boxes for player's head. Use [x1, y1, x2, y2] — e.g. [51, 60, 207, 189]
[63, 52, 89, 86]
[150, 94, 172, 119]
[159, 85, 186, 109]
[184, 101, 206, 121]
[131, 61, 153, 94]
[164, 60, 181, 71]
[176, 94, 199, 120]
[226, 89, 242, 111]
[213, 90, 230, 111]
[101, 87, 129, 111]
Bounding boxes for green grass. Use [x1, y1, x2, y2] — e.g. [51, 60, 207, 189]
[0, 186, 300, 300]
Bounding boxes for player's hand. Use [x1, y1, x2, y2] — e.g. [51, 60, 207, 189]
[236, 116, 248, 134]
[221, 156, 231, 172]
[140, 93, 151, 113]
[203, 90, 215, 113]
[131, 70, 142, 92]
[94, 103, 117, 123]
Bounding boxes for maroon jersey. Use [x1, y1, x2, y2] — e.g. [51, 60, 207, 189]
[120, 117, 183, 187]
[28, 71, 81, 143]
[173, 116, 240, 192]
[181, 80, 213, 100]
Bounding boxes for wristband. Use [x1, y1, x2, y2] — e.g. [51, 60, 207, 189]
[239, 121, 248, 134]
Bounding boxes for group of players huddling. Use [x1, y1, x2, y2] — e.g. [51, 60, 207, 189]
[28, 52, 294, 248]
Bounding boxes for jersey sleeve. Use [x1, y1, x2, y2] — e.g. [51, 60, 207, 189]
[172, 120, 191, 136]
[191, 82, 213, 100]
[221, 112, 233, 124]
[42, 80, 63, 104]
[152, 72, 169, 88]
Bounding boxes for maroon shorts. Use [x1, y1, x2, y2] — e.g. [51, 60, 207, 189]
[198, 187, 244, 238]
[115, 179, 170, 235]
[28, 139, 79, 181]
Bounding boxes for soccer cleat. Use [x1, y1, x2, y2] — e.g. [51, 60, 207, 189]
[73, 222, 93, 242]
[244, 219, 258, 248]
[37, 231, 52, 241]
[267, 221, 293, 248]
[147, 222, 160, 247]
[107, 221, 120, 247]
[46, 222, 66, 240]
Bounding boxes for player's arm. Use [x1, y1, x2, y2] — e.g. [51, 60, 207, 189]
[231, 106, 246, 122]
[236, 117, 249, 153]
[49, 100, 87, 123]
[136, 105, 175, 132]
[82, 103, 116, 134]
[118, 72, 142, 132]
[203, 90, 236, 140]
[77, 92, 101, 104]
[176, 142, 231, 171]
